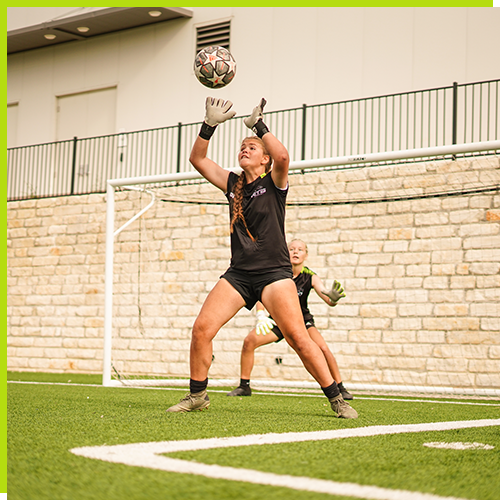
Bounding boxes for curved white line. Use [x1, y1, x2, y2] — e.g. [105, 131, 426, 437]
[71, 419, 500, 500]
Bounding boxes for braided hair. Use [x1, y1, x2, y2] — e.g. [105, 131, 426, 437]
[230, 137, 272, 241]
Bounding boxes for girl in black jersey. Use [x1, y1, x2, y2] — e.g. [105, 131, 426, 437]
[167, 98, 357, 418]
[227, 239, 353, 400]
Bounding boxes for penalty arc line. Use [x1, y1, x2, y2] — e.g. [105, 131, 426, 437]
[71, 418, 500, 500]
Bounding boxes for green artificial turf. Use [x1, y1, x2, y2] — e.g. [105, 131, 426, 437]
[7, 372, 500, 500]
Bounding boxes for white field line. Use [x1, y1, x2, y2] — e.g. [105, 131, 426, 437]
[249, 391, 500, 407]
[8, 380, 500, 406]
[423, 442, 495, 450]
[103, 378, 500, 398]
[71, 419, 500, 500]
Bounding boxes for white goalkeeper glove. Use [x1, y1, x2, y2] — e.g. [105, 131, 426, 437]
[256, 309, 276, 335]
[244, 98, 270, 138]
[204, 97, 236, 127]
[322, 280, 346, 307]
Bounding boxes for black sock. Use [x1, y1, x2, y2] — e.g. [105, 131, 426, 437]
[240, 379, 250, 387]
[190, 378, 208, 394]
[321, 381, 340, 399]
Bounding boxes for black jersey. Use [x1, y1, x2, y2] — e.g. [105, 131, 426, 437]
[294, 266, 316, 323]
[225, 171, 291, 273]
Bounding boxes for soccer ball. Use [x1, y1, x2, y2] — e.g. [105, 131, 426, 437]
[194, 46, 236, 89]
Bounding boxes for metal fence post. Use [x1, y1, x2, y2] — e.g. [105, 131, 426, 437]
[301, 103, 307, 161]
[176, 122, 182, 173]
[452, 82, 458, 145]
[70, 136, 78, 195]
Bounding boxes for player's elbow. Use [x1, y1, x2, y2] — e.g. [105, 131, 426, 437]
[189, 150, 200, 167]
[272, 153, 290, 177]
[189, 153, 205, 173]
[274, 150, 289, 166]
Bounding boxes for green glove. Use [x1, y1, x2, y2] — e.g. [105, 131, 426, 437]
[322, 280, 346, 306]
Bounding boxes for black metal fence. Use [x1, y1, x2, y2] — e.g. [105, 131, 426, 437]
[7, 79, 499, 201]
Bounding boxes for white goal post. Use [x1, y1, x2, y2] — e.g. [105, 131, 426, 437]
[103, 140, 500, 393]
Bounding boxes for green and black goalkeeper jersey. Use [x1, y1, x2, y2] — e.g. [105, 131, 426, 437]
[294, 266, 316, 323]
[225, 171, 291, 273]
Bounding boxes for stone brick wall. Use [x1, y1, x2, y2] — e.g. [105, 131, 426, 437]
[7, 155, 500, 391]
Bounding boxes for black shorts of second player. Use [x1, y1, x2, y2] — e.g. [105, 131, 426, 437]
[220, 267, 293, 310]
[271, 319, 316, 343]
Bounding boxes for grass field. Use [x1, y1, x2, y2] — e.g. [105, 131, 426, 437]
[7, 371, 500, 500]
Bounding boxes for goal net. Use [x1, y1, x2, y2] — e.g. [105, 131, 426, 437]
[103, 141, 500, 398]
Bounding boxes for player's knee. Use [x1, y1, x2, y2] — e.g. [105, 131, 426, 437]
[284, 329, 309, 351]
[318, 343, 329, 355]
[242, 334, 258, 351]
[192, 318, 216, 343]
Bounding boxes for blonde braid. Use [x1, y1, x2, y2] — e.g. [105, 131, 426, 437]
[230, 171, 256, 241]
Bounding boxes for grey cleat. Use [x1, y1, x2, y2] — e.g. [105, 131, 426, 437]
[227, 385, 252, 396]
[329, 393, 358, 419]
[166, 390, 210, 413]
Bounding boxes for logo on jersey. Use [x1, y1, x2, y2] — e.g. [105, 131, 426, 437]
[251, 186, 267, 198]
[228, 186, 266, 199]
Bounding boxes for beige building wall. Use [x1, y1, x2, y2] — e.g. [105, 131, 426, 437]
[7, 155, 500, 391]
[7, 7, 500, 147]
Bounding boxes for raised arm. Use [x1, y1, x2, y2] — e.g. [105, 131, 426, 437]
[244, 98, 289, 189]
[189, 97, 236, 191]
[263, 133, 290, 189]
[312, 275, 346, 307]
[189, 136, 229, 191]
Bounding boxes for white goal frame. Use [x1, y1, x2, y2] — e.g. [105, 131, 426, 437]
[103, 140, 500, 392]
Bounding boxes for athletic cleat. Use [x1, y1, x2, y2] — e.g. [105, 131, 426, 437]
[227, 385, 252, 397]
[329, 393, 358, 419]
[166, 390, 210, 413]
[338, 382, 354, 400]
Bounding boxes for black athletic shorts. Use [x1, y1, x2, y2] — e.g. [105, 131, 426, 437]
[220, 267, 293, 310]
[271, 318, 315, 343]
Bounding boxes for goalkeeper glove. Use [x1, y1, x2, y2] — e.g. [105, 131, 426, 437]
[322, 280, 346, 307]
[256, 309, 276, 335]
[199, 97, 236, 140]
[243, 98, 270, 138]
